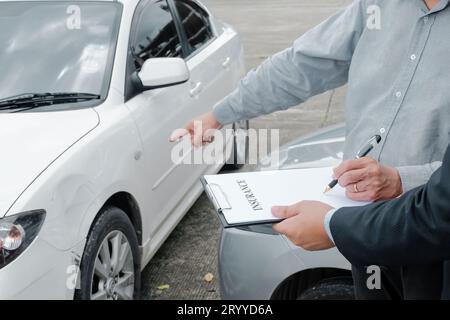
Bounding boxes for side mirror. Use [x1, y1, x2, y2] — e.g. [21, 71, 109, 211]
[136, 57, 190, 90]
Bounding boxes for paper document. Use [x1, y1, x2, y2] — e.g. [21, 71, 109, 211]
[202, 167, 370, 228]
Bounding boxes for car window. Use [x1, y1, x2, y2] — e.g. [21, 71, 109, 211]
[132, 0, 182, 69]
[173, 0, 214, 54]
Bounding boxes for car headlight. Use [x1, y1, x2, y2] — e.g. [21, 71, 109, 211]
[0, 210, 46, 270]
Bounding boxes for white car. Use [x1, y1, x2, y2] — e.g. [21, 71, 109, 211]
[0, 0, 246, 299]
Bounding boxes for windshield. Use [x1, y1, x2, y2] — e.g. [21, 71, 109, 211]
[0, 1, 121, 104]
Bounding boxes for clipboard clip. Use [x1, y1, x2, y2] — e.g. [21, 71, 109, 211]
[202, 179, 232, 213]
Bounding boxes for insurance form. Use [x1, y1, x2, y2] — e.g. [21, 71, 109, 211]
[202, 167, 370, 228]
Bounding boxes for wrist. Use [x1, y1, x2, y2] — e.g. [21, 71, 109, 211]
[383, 165, 403, 197]
[392, 167, 403, 196]
[323, 209, 336, 244]
[210, 112, 223, 129]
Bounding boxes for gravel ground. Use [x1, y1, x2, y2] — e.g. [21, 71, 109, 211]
[141, 0, 350, 300]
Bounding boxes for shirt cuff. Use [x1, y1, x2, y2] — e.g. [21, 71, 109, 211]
[212, 98, 239, 126]
[396, 164, 438, 192]
[324, 209, 337, 244]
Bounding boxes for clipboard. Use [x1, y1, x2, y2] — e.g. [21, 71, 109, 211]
[201, 167, 370, 229]
[200, 177, 283, 228]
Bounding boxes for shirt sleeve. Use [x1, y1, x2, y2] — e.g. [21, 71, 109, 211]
[324, 209, 337, 244]
[397, 161, 442, 192]
[213, 0, 366, 125]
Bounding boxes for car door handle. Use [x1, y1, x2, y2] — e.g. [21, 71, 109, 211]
[222, 57, 231, 69]
[190, 82, 203, 97]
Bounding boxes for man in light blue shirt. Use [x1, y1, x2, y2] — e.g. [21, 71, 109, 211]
[172, 0, 450, 299]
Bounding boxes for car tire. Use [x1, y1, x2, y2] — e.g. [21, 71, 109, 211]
[297, 277, 354, 300]
[75, 206, 141, 300]
[223, 120, 249, 170]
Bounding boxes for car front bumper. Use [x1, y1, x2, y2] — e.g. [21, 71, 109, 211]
[0, 236, 76, 299]
[218, 226, 305, 300]
[218, 226, 352, 300]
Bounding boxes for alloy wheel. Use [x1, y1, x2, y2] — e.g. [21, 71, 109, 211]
[90, 230, 135, 300]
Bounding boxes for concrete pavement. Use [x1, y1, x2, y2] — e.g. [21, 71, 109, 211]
[141, 0, 350, 300]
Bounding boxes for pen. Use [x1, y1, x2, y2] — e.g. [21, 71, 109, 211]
[323, 134, 382, 193]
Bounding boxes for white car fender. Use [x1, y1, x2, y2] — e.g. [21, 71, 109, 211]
[8, 102, 146, 253]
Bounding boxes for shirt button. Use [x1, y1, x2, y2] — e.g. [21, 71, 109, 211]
[410, 54, 417, 61]
[380, 128, 386, 134]
[395, 91, 402, 98]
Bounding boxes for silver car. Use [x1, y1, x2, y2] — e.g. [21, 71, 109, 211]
[219, 123, 357, 300]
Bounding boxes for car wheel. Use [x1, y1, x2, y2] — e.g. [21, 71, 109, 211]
[224, 120, 249, 170]
[297, 277, 354, 300]
[75, 206, 141, 300]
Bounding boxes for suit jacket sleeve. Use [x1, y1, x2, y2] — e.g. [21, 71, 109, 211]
[330, 145, 450, 267]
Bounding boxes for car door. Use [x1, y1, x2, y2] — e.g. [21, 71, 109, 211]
[125, 0, 205, 237]
[170, 0, 245, 170]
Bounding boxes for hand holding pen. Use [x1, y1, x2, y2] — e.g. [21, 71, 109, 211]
[323, 135, 403, 202]
[324, 134, 382, 193]
[325, 135, 403, 201]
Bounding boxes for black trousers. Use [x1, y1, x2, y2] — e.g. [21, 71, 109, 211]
[352, 263, 443, 300]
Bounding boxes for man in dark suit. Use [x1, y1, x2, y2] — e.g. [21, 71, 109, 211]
[272, 144, 450, 299]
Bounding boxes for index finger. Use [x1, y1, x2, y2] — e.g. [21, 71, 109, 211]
[272, 219, 290, 235]
[333, 158, 370, 179]
[169, 128, 190, 142]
